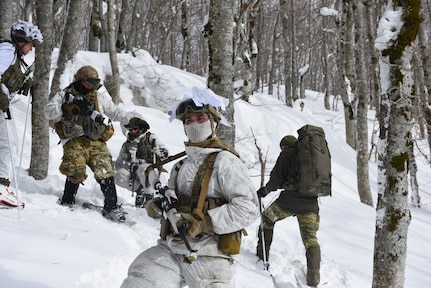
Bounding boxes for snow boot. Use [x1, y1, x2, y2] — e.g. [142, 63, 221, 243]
[99, 176, 127, 222]
[59, 179, 79, 208]
[102, 206, 127, 222]
[0, 178, 19, 207]
[306, 246, 321, 287]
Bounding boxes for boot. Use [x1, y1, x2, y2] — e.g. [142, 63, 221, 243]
[0, 178, 19, 207]
[306, 246, 321, 287]
[256, 225, 274, 262]
[60, 179, 79, 207]
[99, 176, 126, 222]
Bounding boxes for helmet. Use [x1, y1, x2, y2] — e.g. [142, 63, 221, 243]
[169, 87, 230, 126]
[74, 66, 100, 83]
[280, 135, 297, 148]
[124, 117, 150, 139]
[174, 99, 222, 123]
[10, 20, 43, 46]
[125, 117, 150, 132]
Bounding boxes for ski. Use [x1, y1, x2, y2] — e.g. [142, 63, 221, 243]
[82, 202, 136, 225]
[0, 202, 25, 209]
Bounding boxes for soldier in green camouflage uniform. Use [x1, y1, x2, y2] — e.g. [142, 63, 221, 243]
[256, 135, 321, 287]
[44, 66, 136, 222]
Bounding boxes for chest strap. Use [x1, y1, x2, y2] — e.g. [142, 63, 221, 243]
[191, 152, 218, 220]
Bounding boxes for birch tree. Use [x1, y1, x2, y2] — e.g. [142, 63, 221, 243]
[353, 0, 373, 206]
[105, 0, 121, 104]
[29, 0, 54, 180]
[0, 1, 13, 38]
[373, 1, 420, 287]
[49, 0, 89, 99]
[207, 0, 235, 145]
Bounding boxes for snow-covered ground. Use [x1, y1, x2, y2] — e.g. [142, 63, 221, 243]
[1, 50, 430, 288]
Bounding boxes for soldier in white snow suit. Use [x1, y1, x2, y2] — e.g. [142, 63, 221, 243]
[120, 87, 260, 288]
[44, 66, 137, 222]
[0, 20, 43, 207]
[114, 116, 169, 206]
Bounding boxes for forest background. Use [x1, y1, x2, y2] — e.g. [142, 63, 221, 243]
[0, 1, 430, 287]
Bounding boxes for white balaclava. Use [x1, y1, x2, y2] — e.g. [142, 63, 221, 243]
[184, 120, 213, 143]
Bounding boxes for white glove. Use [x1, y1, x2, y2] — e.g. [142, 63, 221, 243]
[163, 188, 178, 204]
[90, 110, 111, 125]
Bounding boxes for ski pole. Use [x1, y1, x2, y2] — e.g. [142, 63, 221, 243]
[258, 196, 269, 270]
[16, 93, 32, 183]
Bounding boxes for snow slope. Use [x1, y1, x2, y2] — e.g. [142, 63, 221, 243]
[1, 50, 430, 288]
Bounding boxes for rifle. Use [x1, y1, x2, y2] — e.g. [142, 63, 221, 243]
[157, 184, 198, 263]
[129, 147, 139, 195]
[145, 150, 186, 173]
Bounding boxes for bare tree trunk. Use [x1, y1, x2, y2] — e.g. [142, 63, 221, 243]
[373, 1, 419, 287]
[268, 12, 280, 96]
[89, 0, 102, 52]
[0, 1, 13, 38]
[280, 0, 292, 107]
[49, 0, 89, 99]
[207, 0, 235, 145]
[364, 0, 380, 110]
[106, 0, 121, 104]
[181, 0, 191, 70]
[29, 0, 53, 180]
[99, 0, 107, 52]
[408, 135, 420, 207]
[332, 0, 357, 149]
[322, 16, 331, 110]
[353, 0, 373, 207]
[126, 0, 143, 53]
[290, 0, 297, 101]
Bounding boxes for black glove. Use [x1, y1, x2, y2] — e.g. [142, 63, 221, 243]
[257, 187, 268, 198]
[75, 97, 92, 116]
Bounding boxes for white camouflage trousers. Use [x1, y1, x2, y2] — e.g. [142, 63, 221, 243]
[120, 242, 234, 288]
[0, 115, 17, 181]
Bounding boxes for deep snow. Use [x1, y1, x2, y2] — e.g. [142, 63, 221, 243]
[1, 49, 430, 288]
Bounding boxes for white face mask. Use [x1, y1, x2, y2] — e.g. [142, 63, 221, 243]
[184, 120, 213, 143]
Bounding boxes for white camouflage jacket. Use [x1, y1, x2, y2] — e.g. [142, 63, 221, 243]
[164, 145, 260, 258]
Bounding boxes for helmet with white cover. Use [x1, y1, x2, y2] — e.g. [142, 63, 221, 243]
[10, 20, 43, 46]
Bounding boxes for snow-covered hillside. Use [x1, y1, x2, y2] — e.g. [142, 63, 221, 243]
[1, 50, 430, 288]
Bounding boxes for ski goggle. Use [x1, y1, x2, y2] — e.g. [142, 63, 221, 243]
[85, 78, 100, 85]
[128, 126, 140, 132]
[175, 99, 206, 118]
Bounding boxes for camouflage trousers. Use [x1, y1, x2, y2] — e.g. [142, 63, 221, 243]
[261, 201, 320, 250]
[60, 137, 114, 183]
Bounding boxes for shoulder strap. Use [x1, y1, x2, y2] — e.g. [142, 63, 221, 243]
[192, 152, 218, 220]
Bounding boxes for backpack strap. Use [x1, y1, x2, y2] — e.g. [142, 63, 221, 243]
[192, 152, 218, 220]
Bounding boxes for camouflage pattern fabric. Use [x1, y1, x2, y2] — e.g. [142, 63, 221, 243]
[262, 201, 320, 249]
[59, 136, 114, 183]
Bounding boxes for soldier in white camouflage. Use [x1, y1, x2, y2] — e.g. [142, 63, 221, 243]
[0, 20, 43, 207]
[114, 116, 169, 207]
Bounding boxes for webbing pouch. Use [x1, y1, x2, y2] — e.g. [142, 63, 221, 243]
[219, 229, 247, 255]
